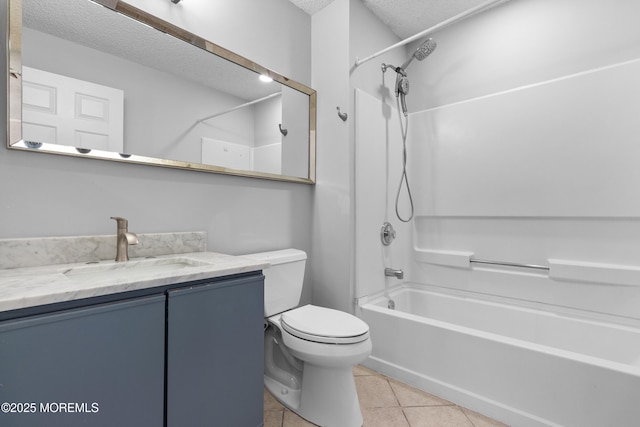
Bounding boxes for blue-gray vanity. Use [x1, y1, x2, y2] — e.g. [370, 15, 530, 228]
[0, 236, 267, 427]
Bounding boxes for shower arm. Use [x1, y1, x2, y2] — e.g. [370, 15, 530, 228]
[381, 64, 407, 100]
[354, 0, 509, 68]
[381, 63, 406, 76]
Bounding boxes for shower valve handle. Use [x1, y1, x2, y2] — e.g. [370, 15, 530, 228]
[381, 222, 396, 246]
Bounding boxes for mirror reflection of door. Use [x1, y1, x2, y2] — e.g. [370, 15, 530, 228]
[22, 66, 124, 152]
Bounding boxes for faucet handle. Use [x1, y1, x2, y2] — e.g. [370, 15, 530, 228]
[111, 216, 128, 228]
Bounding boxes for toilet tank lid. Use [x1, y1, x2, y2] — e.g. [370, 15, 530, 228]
[243, 248, 307, 265]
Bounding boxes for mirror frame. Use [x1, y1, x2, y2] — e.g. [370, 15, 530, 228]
[7, 0, 317, 184]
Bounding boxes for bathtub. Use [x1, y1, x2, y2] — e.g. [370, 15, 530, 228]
[357, 283, 640, 427]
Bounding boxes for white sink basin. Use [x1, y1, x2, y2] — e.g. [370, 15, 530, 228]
[63, 257, 210, 281]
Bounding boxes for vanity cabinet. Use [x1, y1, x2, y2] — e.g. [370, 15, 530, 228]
[166, 275, 264, 427]
[0, 272, 264, 427]
[0, 294, 166, 427]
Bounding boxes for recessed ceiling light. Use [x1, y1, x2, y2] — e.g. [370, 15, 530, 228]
[259, 75, 273, 83]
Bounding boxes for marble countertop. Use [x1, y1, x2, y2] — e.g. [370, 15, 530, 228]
[0, 252, 268, 313]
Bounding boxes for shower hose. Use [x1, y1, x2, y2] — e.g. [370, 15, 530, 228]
[395, 96, 414, 222]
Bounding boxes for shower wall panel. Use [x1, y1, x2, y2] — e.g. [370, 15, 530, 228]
[407, 59, 640, 319]
[411, 58, 640, 218]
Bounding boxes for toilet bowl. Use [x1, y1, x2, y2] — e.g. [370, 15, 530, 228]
[244, 249, 371, 427]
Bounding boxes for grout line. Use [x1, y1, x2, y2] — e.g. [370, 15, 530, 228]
[461, 407, 477, 427]
[401, 408, 412, 427]
[385, 377, 403, 407]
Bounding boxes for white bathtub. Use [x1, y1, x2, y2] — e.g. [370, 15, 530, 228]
[357, 283, 640, 427]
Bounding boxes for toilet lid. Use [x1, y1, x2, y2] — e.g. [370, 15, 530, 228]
[280, 305, 370, 344]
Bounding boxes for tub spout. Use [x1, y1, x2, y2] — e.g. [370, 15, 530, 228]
[385, 268, 404, 279]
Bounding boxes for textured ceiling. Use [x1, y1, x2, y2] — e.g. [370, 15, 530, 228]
[288, 0, 492, 39]
[288, 0, 336, 15]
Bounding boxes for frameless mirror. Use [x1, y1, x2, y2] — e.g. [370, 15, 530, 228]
[7, 0, 316, 183]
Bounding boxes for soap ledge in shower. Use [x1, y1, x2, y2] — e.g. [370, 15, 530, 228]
[413, 248, 474, 268]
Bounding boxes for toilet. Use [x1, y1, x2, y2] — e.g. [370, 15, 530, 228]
[244, 249, 371, 427]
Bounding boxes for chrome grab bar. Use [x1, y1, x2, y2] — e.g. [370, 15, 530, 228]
[470, 258, 549, 271]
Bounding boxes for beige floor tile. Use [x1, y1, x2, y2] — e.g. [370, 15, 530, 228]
[461, 408, 511, 427]
[353, 364, 382, 376]
[388, 378, 454, 407]
[362, 407, 410, 427]
[264, 388, 285, 411]
[355, 375, 400, 408]
[265, 369, 506, 427]
[282, 409, 318, 427]
[264, 410, 284, 427]
[403, 406, 474, 427]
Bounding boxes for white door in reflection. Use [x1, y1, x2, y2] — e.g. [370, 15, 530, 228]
[22, 66, 124, 152]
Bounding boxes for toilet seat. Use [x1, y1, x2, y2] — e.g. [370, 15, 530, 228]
[280, 305, 370, 344]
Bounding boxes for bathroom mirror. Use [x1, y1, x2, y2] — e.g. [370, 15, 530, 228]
[7, 0, 317, 184]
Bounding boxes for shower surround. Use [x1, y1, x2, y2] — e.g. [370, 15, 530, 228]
[353, 17, 640, 422]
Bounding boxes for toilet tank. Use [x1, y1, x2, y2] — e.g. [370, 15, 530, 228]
[243, 249, 307, 317]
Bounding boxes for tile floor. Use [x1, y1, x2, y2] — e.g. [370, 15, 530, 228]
[264, 365, 510, 427]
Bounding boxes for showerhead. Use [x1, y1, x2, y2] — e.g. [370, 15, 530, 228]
[415, 38, 438, 60]
[400, 38, 437, 70]
[381, 38, 437, 117]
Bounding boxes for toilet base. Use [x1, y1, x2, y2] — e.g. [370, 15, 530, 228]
[299, 364, 363, 427]
[265, 363, 363, 427]
[265, 375, 302, 412]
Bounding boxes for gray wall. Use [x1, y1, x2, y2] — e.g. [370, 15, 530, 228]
[1, 1, 314, 303]
[310, 0, 404, 313]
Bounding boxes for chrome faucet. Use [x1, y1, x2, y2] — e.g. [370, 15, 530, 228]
[111, 216, 138, 262]
[385, 268, 404, 279]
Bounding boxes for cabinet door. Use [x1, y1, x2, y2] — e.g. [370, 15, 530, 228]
[0, 295, 165, 427]
[166, 275, 264, 427]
